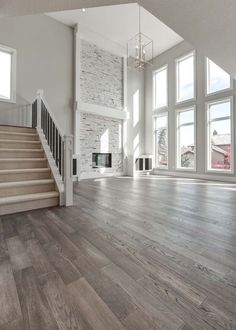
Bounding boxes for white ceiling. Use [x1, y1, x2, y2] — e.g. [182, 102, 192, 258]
[2, 0, 236, 78]
[47, 4, 183, 58]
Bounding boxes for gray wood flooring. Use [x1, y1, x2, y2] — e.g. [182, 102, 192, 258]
[1, 175, 236, 329]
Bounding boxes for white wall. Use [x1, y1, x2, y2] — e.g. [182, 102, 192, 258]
[0, 14, 73, 134]
[145, 40, 236, 182]
[126, 67, 145, 175]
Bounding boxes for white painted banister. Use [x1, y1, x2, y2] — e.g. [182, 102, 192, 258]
[33, 90, 73, 206]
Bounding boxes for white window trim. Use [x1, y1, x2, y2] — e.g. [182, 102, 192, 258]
[175, 50, 196, 105]
[153, 112, 169, 170]
[175, 105, 197, 172]
[152, 64, 168, 111]
[205, 57, 233, 98]
[0, 44, 16, 104]
[205, 96, 234, 174]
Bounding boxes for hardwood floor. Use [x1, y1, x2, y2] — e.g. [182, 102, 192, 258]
[1, 175, 236, 329]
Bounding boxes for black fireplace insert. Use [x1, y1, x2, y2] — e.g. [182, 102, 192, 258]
[92, 153, 112, 168]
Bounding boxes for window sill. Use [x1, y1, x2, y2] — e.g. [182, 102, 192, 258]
[206, 169, 234, 175]
[0, 97, 16, 104]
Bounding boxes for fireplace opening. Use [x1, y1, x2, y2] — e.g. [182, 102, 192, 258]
[92, 153, 112, 168]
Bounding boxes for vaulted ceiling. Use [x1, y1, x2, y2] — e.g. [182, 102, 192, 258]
[1, 0, 236, 78]
[48, 4, 183, 58]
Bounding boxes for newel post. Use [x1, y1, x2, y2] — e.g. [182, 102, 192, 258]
[64, 135, 73, 206]
[37, 89, 43, 128]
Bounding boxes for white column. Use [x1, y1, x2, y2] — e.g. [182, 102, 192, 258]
[73, 24, 81, 156]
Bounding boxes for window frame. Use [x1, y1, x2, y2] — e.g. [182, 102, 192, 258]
[205, 97, 234, 174]
[176, 105, 196, 171]
[153, 64, 168, 111]
[153, 112, 169, 170]
[205, 57, 233, 97]
[175, 51, 196, 105]
[0, 44, 16, 104]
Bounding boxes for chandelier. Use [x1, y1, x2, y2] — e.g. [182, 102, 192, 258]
[127, 5, 154, 71]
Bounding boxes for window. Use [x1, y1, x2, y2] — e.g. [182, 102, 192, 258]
[176, 52, 195, 103]
[153, 65, 168, 109]
[0, 45, 16, 103]
[176, 107, 195, 169]
[207, 98, 233, 172]
[154, 113, 168, 168]
[206, 58, 231, 95]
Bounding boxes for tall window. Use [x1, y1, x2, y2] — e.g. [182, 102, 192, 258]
[176, 107, 195, 169]
[0, 45, 16, 103]
[207, 98, 232, 172]
[154, 113, 168, 168]
[176, 52, 195, 103]
[153, 65, 168, 110]
[206, 58, 231, 95]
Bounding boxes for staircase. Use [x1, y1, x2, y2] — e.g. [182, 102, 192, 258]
[0, 125, 59, 215]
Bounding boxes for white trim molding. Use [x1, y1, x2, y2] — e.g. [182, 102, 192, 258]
[152, 170, 236, 184]
[152, 64, 168, 111]
[0, 44, 16, 104]
[175, 50, 196, 105]
[205, 57, 233, 97]
[79, 102, 129, 120]
[205, 96, 234, 174]
[175, 105, 196, 172]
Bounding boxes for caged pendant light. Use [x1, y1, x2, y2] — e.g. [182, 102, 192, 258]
[127, 4, 154, 71]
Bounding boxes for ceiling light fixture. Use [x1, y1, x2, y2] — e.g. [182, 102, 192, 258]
[127, 4, 153, 71]
[82, 8, 86, 13]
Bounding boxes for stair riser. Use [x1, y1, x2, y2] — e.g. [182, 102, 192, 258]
[0, 172, 51, 182]
[0, 197, 59, 216]
[0, 150, 44, 158]
[0, 133, 39, 141]
[0, 126, 36, 134]
[0, 183, 55, 197]
[0, 141, 41, 149]
[0, 160, 48, 170]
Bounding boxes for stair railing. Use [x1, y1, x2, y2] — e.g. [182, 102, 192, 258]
[32, 90, 73, 206]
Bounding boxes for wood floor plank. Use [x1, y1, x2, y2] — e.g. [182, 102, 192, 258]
[41, 271, 82, 330]
[73, 255, 136, 321]
[0, 233, 9, 262]
[43, 242, 82, 285]
[67, 277, 124, 330]
[1, 177, 236, 329]
[122, 310, 160, 330]
[26, 239, 55, 278]
[14, 267, 58, 330]
[69, 233, 110, 269]
[0, 260, 22, 327]
[7, 236, 31, 271]
[102, 262, 184, 330]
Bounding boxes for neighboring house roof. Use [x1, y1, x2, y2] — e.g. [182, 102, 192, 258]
[212, 134, 230, 146]
[181, 146, 194, 156]
[212, 145, 228, 155]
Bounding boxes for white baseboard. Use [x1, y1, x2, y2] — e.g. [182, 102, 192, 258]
[79, 172, 124, 180]
[152, 169, 236, 183]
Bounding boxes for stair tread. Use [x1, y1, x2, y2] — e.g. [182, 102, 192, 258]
[0, 148, 43, 152]
[0, 131, 38, 137]
[0, 158, 47, 162]
[0, 191, 59, 205]
[0, 125, 36, 130]
[0, 179, 54, 188]
[0, 168, 50, 174]
[0, 139, 41, 144]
